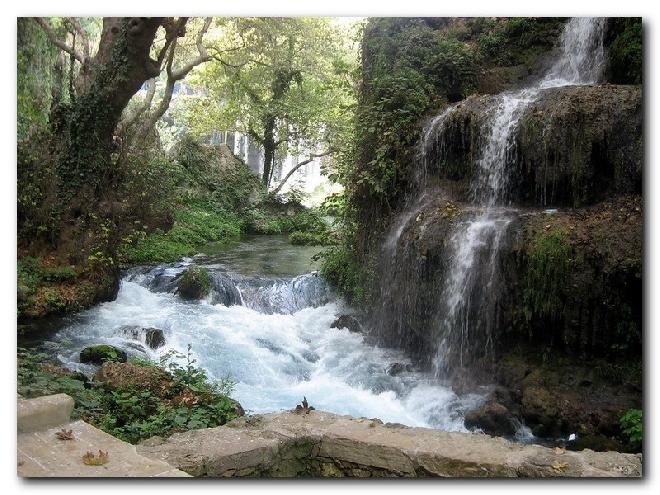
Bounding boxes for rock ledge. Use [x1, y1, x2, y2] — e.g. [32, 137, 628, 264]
[137, 410, 642, 478]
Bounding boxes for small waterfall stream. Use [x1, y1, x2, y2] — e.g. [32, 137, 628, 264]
[39, 236, 483, 432]
[379, 18, 607, 376]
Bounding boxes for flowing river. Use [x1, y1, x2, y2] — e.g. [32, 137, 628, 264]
[33, 235, 485, 432]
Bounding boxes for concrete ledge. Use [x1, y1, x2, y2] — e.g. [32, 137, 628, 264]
[18, 394, 74, 433]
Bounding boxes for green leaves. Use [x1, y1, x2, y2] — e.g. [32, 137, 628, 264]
[18, 347, 240, 445]
[620, 409, 642, 452]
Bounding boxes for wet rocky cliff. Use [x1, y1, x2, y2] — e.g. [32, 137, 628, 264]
[349, 18, 643, 450]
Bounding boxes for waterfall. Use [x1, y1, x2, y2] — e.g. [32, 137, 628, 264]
[376, 18, 607, 376]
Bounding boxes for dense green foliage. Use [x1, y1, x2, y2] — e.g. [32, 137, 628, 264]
[18, 347, 241, 444]
[119, 135, 329, 264]
[608, 18, 643, 84]
[619, 408, 643, 452]
[187, 17, 356, 188]
[17, 18, 59, 143]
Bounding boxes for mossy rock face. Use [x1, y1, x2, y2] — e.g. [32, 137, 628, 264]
[177, 267, 211, 300]
[80, 345, 127, 364]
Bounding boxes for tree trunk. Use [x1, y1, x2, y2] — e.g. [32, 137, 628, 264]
[262, 115, 277, 187]
[53, 17, 163, 255]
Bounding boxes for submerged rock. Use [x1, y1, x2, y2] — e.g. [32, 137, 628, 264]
[385, 362, 414, 376]
[80, 345, 127, 364]
[115, 325, 166, 349]
[145, 328, 165, 349]
[330, 315, 362, 333]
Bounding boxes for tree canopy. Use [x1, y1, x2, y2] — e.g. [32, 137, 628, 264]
[183, 17, 357, 187]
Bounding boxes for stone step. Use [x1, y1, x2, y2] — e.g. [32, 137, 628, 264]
[18, 393, 74, 433]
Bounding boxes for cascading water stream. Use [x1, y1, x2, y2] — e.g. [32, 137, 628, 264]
[377, 18, 607, 376]
[435, 18, 606, 374]
[39, 236, 484, 432]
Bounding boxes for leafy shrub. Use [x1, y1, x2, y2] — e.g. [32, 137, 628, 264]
[17, 346, 241, 444]
[619, 408, 642, 452]
[608, 18, 642, 84]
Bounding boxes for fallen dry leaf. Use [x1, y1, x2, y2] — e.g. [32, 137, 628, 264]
[82, 450, 109, 466]
[551, 461, 569, 472]
[553, 447, 566, 455]
[55, 428, 74, 441]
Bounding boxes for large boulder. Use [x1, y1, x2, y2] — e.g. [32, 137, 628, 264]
[424, 84, 642, 207]
[145, 328, 166, 349]
[94, 362, 174, 396]
[464, 401, 518, 437]
[177, 267, 211, 300]
[80, 345, 127, 364]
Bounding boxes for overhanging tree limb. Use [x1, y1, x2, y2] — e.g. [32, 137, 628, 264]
[270, 149, 333, 195]
[133, 17, 213, 143]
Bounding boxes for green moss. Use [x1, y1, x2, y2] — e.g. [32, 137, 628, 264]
[80, 345, 127, 364]
[523, 228, 573, 321]
[177, 267, 211, 300]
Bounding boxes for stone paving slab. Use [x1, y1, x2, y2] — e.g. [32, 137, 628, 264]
[18, 393, 74, 433]
[17, 394, 189, 478]
[18, 420, 190, 477]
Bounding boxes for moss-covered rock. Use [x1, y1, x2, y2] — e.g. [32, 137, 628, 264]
[514, 85, 642, 207]
[80, 345, 127, 364]
[177, 267, 211, 300]
[512, 195, 642, 356]
[425, 85, 642, 207]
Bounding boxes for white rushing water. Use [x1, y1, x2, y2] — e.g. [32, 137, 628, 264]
[45, 237, 484, 432]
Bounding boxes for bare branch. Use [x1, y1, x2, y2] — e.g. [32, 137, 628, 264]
[118, 78, 156, 134]
[156, 17, 188, 67]
[271, 150, 334, 195]
[170, 17, 213, 80]
[34, 17, 86, 63]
